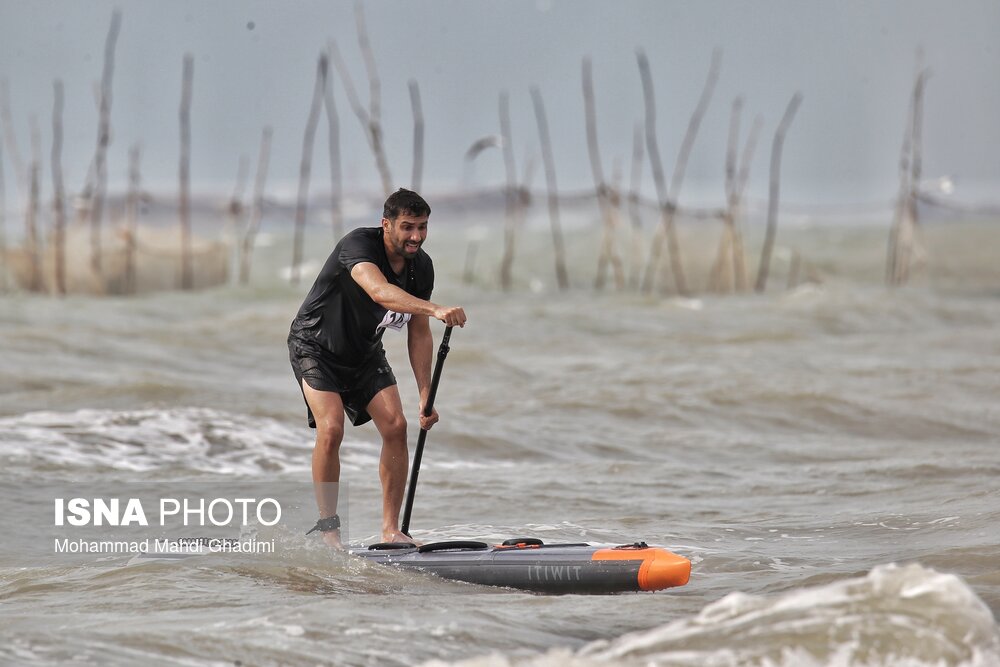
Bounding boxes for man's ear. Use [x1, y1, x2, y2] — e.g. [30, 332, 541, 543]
[381, 217, 391, 232]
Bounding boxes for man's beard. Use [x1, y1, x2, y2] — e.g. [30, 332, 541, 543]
[397, 239, 421, 258]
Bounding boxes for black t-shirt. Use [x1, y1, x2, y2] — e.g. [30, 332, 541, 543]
[289, 227, 434, 367]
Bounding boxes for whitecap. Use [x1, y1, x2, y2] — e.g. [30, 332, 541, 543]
[0, 407, 375, 476]
[418, 563, 1000, 667]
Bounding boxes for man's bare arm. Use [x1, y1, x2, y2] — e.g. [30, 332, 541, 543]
[351, 262, 466, 327]
[407, 313, 439, 430]
[407, 313, 433, 398]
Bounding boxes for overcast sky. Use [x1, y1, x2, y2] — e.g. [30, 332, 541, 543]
[1, 0, 998, 210]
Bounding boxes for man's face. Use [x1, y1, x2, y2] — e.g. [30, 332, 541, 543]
[383, 212, 429, 259]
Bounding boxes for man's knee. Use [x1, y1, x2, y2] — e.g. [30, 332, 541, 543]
[314, 417, 344, 450]
[381, 413, 407, 443]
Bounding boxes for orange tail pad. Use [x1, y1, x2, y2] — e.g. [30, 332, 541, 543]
[591, 547, 691, 591]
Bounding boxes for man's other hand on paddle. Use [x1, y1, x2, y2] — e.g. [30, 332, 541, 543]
[419, 404, 440, 431]
[433, 305, 467, 328]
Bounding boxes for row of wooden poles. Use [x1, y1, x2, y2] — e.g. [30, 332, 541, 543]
[283, 5, 928, 294]
[0, 12, 140, 294]
[0, 6, 401, 293]
[479, 54, 928, 293]
[0, 9, 271, 294]
[0, 6, 929, 296]
[495, 50, 806, 296]
[279, 6, 807, 295]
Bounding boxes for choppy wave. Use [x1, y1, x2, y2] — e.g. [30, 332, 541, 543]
[2, 222, 999, 666]
[0, 407, 513, 476]
[422, 564, 1000, 667]
[0, 408, 316, 475]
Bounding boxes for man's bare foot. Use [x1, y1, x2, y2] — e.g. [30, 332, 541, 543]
[382, 529, 420, 546]
[321, 529, 345, 550]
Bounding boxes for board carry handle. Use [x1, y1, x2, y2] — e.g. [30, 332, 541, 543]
[417, 540, 489, 553]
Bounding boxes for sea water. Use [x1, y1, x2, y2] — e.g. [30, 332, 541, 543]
[1, 212, 998, 666]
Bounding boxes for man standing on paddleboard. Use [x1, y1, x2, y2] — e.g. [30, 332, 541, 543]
[288, 188, 467, 548]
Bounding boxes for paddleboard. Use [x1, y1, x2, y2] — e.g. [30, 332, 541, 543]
[127, 536, 690, 594]
[349, 538, 690, 593]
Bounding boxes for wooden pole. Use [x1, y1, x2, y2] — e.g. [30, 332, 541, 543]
[626, 123, 646, 289]
[582, 57, 625, 291]
[51, 80, 67, 296]
[27, 116, 44, 292]
[498, 91, 517, 291]
[787, 248, 802, 290]
[328, 39, 367, 125]
[462, 240, 479, 285]
[892, 70, 929, 286]
[322, 56, 343, 241]
[329, 38, 392, 197]
[520, 152, 536, 202]
[240, 126, 272, 285]
[26, 161, 41, 292]
[669, 48, 722, 295]
[608, 159, 626, 288]
[358, 5, 393, 198]
[0, 134, 6, 290]
[710, 98, 760, 293]
[409, 80, 424, 193]
[178, 53, 194, 290]
[89, 9, 122, 277]
[636, 51, 668, 216]
[359, 1, 396, 196]
[637, 49, 721, 296]
[355, 2, 381, 133]
[529, 86, 569, 290]
[732, 114, 762, 291]
[709, 97, 743, 292]
[755, 92, 803, 293]
[291, 55, 328, 286]
[635, 49, 671, 294]
[885, 83, 914, 286]
[225, 154, 249, 282]
[0, 80, 27, 201]
[898, 78, 926, 286]
[725, 98, 742, 204]
[124, 144, 141, 294]
[669, 49, 722, 204]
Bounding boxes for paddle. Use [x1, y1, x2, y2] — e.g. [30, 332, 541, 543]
[401, 325, 453, 537]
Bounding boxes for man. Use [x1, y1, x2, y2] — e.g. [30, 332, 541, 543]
[288, 188, 467, 548]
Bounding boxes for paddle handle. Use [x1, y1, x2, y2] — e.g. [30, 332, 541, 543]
[401, 326, 453, 537]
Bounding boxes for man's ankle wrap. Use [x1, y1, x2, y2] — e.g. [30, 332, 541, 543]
[306, 514, 341, 535]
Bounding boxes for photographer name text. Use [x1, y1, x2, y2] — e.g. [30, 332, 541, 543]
[54, 537, 274, 554]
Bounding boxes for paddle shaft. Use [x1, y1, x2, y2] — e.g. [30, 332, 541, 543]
[401, 326, 453, 537]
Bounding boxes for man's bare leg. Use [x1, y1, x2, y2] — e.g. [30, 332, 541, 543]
[302, 381, 346, 549]
[366, 385, 416, 544]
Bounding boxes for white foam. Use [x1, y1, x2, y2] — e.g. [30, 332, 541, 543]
[419, 563, 1000, 667]
[582, 563, 999, 667]
[0, 407, 375, 476]
[0, 407, 492, 478]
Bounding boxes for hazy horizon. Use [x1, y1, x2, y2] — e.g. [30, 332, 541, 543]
[1, 0, 999, 215]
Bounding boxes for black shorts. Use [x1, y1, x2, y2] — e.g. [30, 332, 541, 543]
[288, 339, 397, 428]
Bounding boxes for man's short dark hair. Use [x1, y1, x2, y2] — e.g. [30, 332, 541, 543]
[383, 188, 431, 221]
